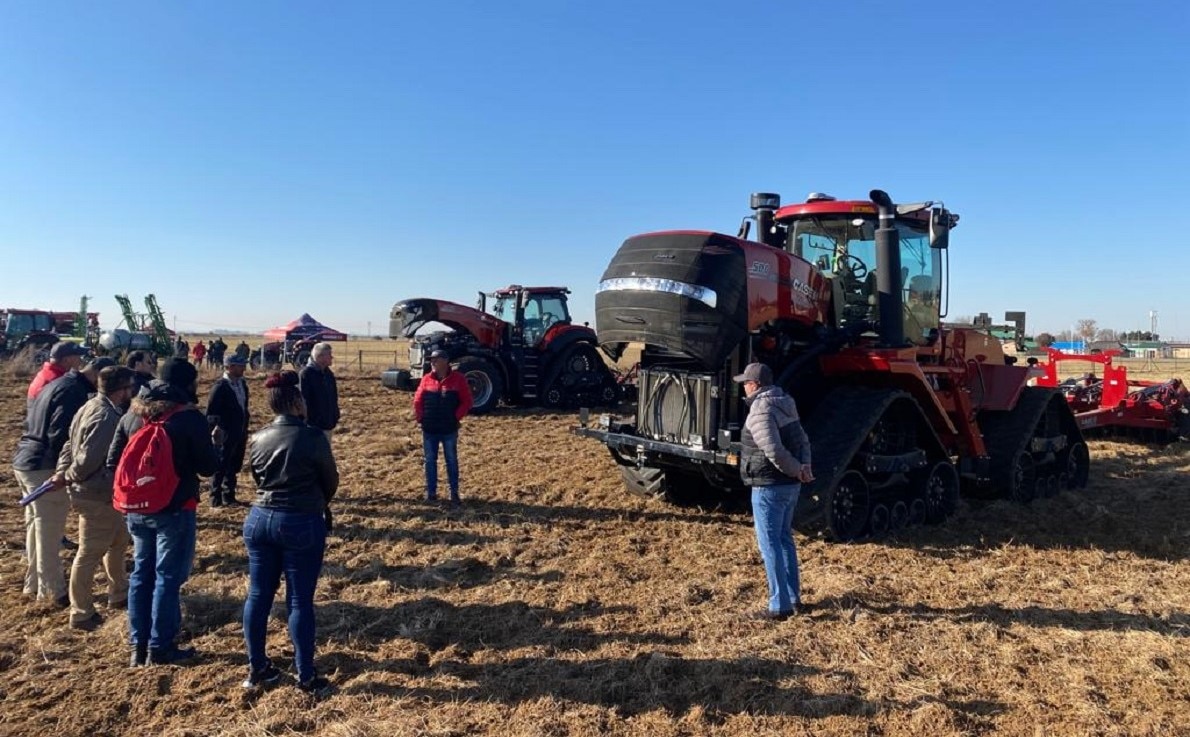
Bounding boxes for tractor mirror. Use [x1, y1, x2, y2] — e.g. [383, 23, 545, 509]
[929, 208, 950, 250]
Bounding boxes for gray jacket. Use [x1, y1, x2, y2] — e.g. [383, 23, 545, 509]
[56, 394, 124, 502]
[739, 385, 812, 486]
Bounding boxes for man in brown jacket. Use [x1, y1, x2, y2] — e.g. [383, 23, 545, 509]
[52, 365, 138, 630]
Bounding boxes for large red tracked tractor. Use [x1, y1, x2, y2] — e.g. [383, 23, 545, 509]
[575, 189, 1091, 540]
[1034, 349, 1190, 440]
[385, 285, 622, 414]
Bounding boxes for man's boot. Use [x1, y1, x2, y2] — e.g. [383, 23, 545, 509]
[224, 482, 242, 507]
[210, 482, 224, 508]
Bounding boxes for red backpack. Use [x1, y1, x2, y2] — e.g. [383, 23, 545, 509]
[113, 410, 181, 514]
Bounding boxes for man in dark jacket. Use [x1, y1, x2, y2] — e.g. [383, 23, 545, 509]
[413, 350, 473, 507]
[299, 342, 340, 437]
[111, 358, 222, 666]
[13, 355, 116, 605]
[206, 354, 250, 507]
[734, 362, 813, 621]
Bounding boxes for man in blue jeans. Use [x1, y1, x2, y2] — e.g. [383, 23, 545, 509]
[734, 362, 813, 620]
[413, 350, 473, 508]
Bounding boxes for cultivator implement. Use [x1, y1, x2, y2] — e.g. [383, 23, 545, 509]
[1034, 349, 1190, 441]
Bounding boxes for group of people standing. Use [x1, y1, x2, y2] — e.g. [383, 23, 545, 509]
[12, 334, 809, 696]
[11, 340, 342, 694]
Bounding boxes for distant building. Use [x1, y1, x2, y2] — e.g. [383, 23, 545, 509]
[1122, 340, 1169, 358]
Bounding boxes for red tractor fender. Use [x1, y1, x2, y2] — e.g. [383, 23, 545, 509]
[540, 323, 598, 352]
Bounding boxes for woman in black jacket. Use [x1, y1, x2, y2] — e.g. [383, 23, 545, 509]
[241, 370, 338, 695]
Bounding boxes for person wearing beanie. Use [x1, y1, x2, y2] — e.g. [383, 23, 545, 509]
[733, 362, 814, 621]
[240, 370, 338, 695]
[107, 357, 222, 667]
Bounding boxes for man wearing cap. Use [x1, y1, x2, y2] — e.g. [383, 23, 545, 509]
[299, 342, 340, 439]
[413, 350, 473, 508]
[13, 354, 117, 606]
[206, 354, 251, 507]
[52, 365, 137, 630]
[27, 341, 88, 404]
[733, 361, 813, 620]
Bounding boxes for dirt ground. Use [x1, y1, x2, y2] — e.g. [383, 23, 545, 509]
[0, 366, 1187, 737]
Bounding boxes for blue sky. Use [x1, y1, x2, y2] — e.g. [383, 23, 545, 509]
[1, 1, 1187, 339]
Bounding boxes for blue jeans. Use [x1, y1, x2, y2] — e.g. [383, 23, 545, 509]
[422, 431, 459, 500]
[242, 506, 326, 682]
[751, 484, 801, 613]
[126, 509, 197, 652]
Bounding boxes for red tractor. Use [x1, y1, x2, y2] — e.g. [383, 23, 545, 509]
[384, 285, 622, 414]
[576, 189, 1090, 540]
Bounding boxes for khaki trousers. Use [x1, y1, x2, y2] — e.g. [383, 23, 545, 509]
[13, 467, 68, 600]
[69, 497, 130, 622]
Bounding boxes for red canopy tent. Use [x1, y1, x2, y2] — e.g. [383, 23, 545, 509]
[262, 314, 348, 343]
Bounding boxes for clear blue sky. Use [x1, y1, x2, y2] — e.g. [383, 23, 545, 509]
[2, 1, 1187, 339]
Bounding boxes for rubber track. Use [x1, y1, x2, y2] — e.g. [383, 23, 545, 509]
[795, 386, 907, 533]
[979, 386, 1076, 496]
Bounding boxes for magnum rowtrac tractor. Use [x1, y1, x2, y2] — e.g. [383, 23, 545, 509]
[385, 285, 622, 414]
[576, 189, 1091, 541]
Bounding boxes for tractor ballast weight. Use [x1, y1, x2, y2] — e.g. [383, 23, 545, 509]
[384, 285, 622, 414]
[577, 189, 1090, 541]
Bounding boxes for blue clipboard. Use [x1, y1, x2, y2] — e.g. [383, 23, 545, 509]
[18, 479, 58, 507]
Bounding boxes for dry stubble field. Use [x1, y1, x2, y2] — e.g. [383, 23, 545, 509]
[0, 357, 1187, 736]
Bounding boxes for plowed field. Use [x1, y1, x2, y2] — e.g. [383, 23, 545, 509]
[1, 366, 1187, 736]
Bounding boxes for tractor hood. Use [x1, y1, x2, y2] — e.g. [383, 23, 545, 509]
[595, 231, 750, 369]
[389, 298, 507, 346]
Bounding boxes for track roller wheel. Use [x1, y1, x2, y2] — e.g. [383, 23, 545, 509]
[1006, 449, 1038, 503]
[890, 501, 909, 531]
[1062, 442, 1090, 490]
[825, 470, 870, 542]
[915, 460, 959, 524]
[908, 498, 927, 526]
[869, 504, 891, 537]
[1037, 474, 1059, 499]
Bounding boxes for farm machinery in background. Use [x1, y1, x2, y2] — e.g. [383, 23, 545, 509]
[0, 297, 100, 358]
[575, 189, 1090, 541]
[383, 285, 623, 414]
[98, 294, 174, 359]
[1033, 349, 1190, 440]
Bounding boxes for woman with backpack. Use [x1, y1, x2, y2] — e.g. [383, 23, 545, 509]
[110, 359, 222, 667]
[240, 370, 338, 695]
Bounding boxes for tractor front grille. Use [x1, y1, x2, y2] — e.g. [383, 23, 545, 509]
[636, 368, 718, 449]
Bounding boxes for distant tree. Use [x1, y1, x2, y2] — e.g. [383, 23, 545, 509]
[1036, 332, 1056, 348]
[1095, 328, 1119, 342]
[1076, 319, 1098, 342]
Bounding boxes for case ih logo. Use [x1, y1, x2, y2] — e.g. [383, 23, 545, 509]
[749, 261, 771, 276]
[791, 278, 814, 299]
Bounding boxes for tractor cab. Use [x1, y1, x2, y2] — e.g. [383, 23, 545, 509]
[482, 286, 573, 347]
[747, 193, 954, 347]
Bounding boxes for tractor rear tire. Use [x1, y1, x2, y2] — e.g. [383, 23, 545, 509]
[456, 357, 503, 415]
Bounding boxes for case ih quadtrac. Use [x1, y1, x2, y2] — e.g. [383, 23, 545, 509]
[576, 189, 1090, 540]
[385, 285, 621, 414]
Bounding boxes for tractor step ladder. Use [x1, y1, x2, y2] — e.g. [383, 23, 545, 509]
[521, 350, 540, 398]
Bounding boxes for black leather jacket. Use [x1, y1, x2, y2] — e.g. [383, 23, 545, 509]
[248, 415, 338, 513]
